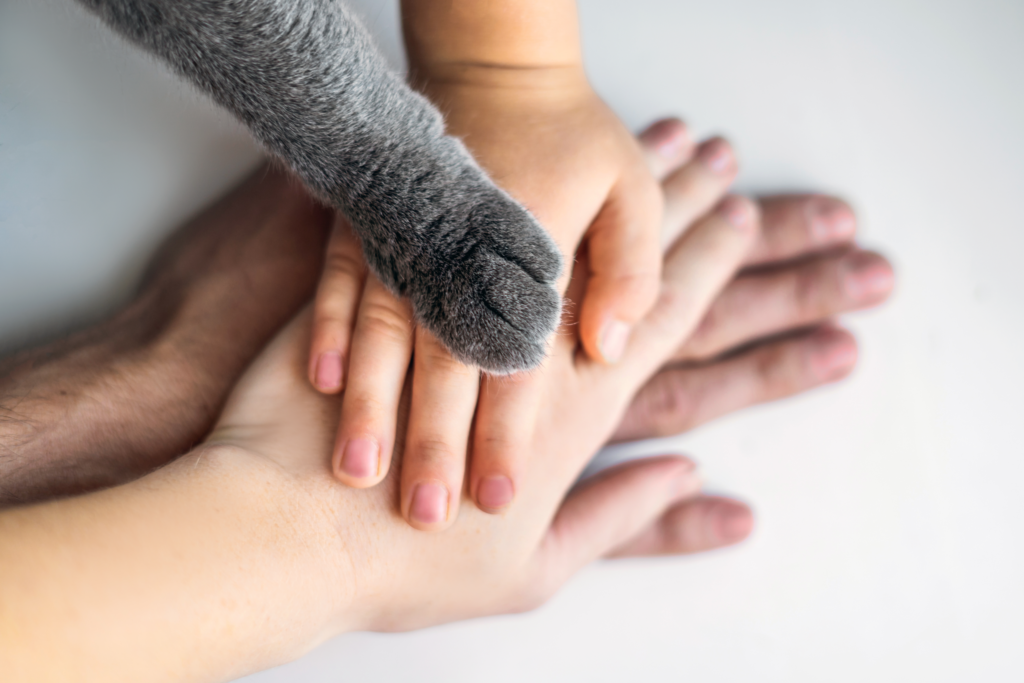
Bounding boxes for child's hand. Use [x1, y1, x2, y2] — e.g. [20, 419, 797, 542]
[307, 118, 740, 531]
[412, 67, 675, 363]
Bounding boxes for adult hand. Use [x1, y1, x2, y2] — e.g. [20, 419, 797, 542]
[1, 143, 761, 682]
[0, 167, 330, 505]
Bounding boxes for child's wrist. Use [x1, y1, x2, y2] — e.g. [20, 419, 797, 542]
[401, 0, 585, 87]
[408, 58, 591, 104]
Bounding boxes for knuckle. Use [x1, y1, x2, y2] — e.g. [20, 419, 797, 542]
[408, 437, 461, 470]
[323, 248, 365, 280]
[477, 432, 524, 466]
[418, 343, 475, 377]
[359, 301, 413, 345]
[755, 346, 801, 396]
[635, 372, 698, 436]
[601, 271, 662, 315]
[344, 393, 388, 422]
[791, 264, 829, 320]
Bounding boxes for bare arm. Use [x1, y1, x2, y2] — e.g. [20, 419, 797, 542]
[0, 446, 352, 683]
[402, 0, 583, 74]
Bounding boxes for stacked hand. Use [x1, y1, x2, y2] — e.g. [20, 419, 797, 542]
[182, 118, 892, 640]
[0, 112, 894, 681]
[302, 104, 891, 532]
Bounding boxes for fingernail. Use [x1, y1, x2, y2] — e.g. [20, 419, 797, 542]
[410, 482, 449, 525]
[807, 330, 858, 381]
[340, 437, 379, 479]
[641, 119, 691, 159]
[718, 195, 755, 232]
[478, 476, 515, 511]
[842, 252, 894, 302]
[315, 352, 343, 392]
[670, 459, 700, 498]
[708, 501, 753, 544]
[698, 138, 735, 174]
[806, 198, 856, 243]
[599, 319, 631, 363]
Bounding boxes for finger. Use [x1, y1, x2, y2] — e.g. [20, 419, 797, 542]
[308, 215, 367, 393]
[611, 325, 858, 442]
[661, 137, 739, 247]
[619, 195, 761, 385]
[470, 369, 546, 513]
[578, 161, 664, 365]
[400, 327, 480, 531]
[747, 194, 857, 265]
[332, 276, 414, 487]
[677, 249, 895, 362]
[607, 496, 754, 557]
[529, 456, 701, 600]
[636, 118, 696, 180]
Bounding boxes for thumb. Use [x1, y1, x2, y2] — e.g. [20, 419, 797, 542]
[531, 456, 700, 598]
[579, 168, 664, 364]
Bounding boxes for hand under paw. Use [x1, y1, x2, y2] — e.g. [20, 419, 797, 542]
[306, 117, 894, 533]
[399, 180, 564, 374]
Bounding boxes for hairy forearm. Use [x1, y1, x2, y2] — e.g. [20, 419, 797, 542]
[0, 301, 172, 505]
[0, 445, 350, 683]
[0, 168, 329, 508]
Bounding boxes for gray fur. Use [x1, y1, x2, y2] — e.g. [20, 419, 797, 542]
[75, 0, 562, 373]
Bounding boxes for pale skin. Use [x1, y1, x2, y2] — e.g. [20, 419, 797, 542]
[309, 0, 667, 522]
[0, 125, 892, 507]
[0, 124, 893, 681]
[311, 106, 891, 530]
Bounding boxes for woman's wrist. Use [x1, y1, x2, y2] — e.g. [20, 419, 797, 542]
[0, 442, 361, 681]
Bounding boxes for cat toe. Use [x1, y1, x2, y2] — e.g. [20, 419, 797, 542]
[411, 190, 564, 373]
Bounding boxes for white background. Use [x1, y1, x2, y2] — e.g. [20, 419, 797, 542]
[2, 0, 1022, 680]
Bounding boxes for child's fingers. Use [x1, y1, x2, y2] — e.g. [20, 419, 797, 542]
[309, 215, 367, 394]
[661, 137, 739, 247]
[578, 160, 664, 365]
[332, 276, 414, 487]
[636, 118, 696, 180]
[400, 328, 480, 531]
[469, 370, 546, 514]
[617, 195, 762, 385]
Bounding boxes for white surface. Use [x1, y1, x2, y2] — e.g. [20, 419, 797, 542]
[2, 0, 1023, 680]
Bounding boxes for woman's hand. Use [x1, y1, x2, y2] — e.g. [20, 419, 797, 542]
[209, 201, 760, 637]
[306, 116, 722, 527]
[306, 116, 892, 531]
[0, 134, 893, 683]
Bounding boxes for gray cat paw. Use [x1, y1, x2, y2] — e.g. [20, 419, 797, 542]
[408, 187, 563, 374]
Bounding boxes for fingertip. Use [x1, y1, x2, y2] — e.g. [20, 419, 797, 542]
[638, 117, 695, 177]
[717, 195, 761, 236]
[806, 325, 859, 382]
[333, 436, 383, 487]
[406, 481, 452, 531]
[582, 272, 661, 364]
[805, 196, 857, 244]
[667, 456, 702, 500]
[476, 475, 515, 513]
[598, 319, 632, 364]
[312, 351, 344, 394]
[697, 136, 738, 176]
[841, 250, 896, 305]
[705, 499, 754, 545]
